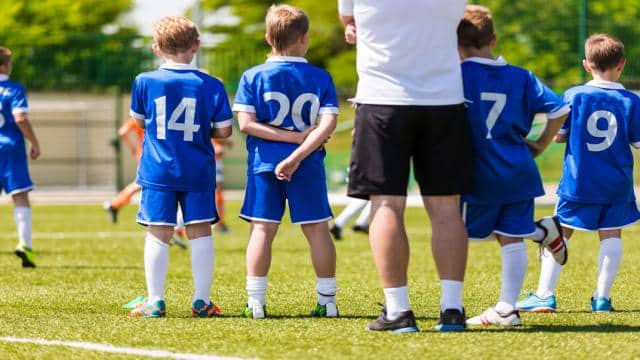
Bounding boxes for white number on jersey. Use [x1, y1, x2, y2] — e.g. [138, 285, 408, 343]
[481, 92, 507, 139]
[0, 103, 4, 128]
[154, 96, 200, 142]
[586, 110, 617, 152]
[263, 92, 320, 131]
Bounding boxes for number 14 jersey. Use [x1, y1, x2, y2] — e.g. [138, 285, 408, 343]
[558, 80, 640, 204]
[130, 64, 233, 192]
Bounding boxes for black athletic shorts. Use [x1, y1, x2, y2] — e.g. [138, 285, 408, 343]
[347, 103, 473, 199]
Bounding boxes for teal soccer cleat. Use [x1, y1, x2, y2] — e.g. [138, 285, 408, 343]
[516, 292, 557, 313]
[591, 297, 613, 312]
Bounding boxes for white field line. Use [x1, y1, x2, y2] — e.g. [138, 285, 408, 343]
[0, 231, 141, 240]
[0, 337, 247, 360]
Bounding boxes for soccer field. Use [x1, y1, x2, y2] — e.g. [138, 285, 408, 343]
[1, 202, 639, 359]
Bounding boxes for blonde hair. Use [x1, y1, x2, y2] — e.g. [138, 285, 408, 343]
[265, 4, 309, 52]
[153, 16, 199, 55]
[0, 47, 12, 67]
[586, 34, 625, 72]
[457, 5, 495, 49]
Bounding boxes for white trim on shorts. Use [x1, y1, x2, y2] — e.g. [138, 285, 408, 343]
[137, 219, 177, 227]
[239, 213, 281, 224]
[560, 217, 640, 232]
[292, 216, 333, 225]
[184, 217, 218, 226]
[494, 229, 537, 238]
[8, 186, 33, 195]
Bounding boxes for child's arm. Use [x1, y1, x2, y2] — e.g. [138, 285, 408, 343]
[237, 111, 314, 144]
[554, 133, 568, 143]
[525, 113, 568, 157]
[14, 112, 41, 160]
[275, 114, 337, 181]
[213, 125, 232, 139]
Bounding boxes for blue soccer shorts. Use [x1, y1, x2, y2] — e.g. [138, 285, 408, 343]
[137, 187, 218, 227]
[462, 199, 536, 240]
[0, 151, 33, 195]
[240, 171, 333, 225]
[556, 197, 640, 231]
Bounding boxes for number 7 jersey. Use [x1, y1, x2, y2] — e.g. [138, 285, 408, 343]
[558, 80, 640, 204]
[129, 63, 233, 192]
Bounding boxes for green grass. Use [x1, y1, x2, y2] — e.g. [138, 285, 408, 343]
[1, 202, 640, 359]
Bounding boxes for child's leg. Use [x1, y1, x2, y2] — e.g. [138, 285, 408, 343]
[354, 201, 371, 228]
[333, 198, 368, 228]
[536, 227, 573, 298]
[111, 182, 142, 209]
[12, 191, 32, 249]
[496, 235, 526, 313]
[145, 225, 173, 302]
[186, 222, 214, 303]
[595, 229, 622, 300]
[215, 185, 225, 226]
[301, 221, 337, 305]
[246, 221, 279, 307]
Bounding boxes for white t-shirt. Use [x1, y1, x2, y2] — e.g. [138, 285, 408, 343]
[339, 0, 466, 106]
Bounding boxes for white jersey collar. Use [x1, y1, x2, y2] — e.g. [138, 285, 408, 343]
[266, 56, 308, 63]
[463, 56, 508, 66]
[160, 62, 198, 71]
[0, 74, 9, 81]
[586, 79, 625, 90]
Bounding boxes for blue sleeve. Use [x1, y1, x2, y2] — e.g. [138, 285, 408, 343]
[10, 85, 28, 114]
[232, 73, 256, 113]
[629, 96, 640, 147]
[319, 74, 339, 115]
[528, 72, 569, 119]
[212, 86, 233, 129]
[129, 76, 146, 119]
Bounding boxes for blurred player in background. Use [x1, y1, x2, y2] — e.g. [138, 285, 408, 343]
[0, 47, 41, 268]
[329, 197, 370, 240]
[213, 138, 231, 233]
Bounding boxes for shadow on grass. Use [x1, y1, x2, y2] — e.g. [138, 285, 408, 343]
[179, 314, 439, 321]
[466, 324, 640, 333]
[39, 265, 141, 270]
[557, 309, 640, 314]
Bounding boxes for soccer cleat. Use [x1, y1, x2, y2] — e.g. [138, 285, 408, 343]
[14, 245, 36, 268]
[368, 305, 419, 333]
[435, 308, 466, 331]
[310, 303, 339, 317]
[534, 216, 568, 265]
[129, 299, 166, 318]
[516, 292, 557, 313]
[466, 307, 521, 327]
[192, 299, 223, 318]
[123, 296, 147, 309]
[103, 200, 119, 224]
[591, 297, 614, 312]
[351, 224, 369, 234]
[329, 225, 342, 240]
[242, 303, 266, 319]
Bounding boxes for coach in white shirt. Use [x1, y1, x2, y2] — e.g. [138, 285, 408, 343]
[339, 0, 470, 332]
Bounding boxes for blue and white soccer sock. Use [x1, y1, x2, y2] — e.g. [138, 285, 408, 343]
[246, 276, 268, 307]
[190, 236, 214, 304]
[14, 207, 32, 249]
[354, 202, 371, 228]
[497, 242, 527, 313]
[384, 286, 411, 320]
[595, 237, 622, 300]
[316, 277, 337, 305]
[334, 199, 368, 228]
[144, 234, 169, 303]
[440, 280, 464, 312]
[536, 237, 568, 299]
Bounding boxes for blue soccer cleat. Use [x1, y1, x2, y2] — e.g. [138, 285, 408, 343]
[129, 299, 166, 318]
[516, 292, 557, 313]
[591, 297, 613, 312]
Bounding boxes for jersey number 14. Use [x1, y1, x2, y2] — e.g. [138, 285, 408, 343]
[154, 96, 200, 142]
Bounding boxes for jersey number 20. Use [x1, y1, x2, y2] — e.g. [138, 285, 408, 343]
[264, 92, 320, 131]
[154, 96, 200, 142]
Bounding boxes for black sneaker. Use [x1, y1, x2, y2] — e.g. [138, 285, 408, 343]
[368, 305, 419, 333]
[103, 200, 118, 224]
[329, 225, 342, 240]
[435, 308, 466, 332]
[351, 224, 369, 234]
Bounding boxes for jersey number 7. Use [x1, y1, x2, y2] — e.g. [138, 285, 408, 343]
[481, 92, 507, 139]
[154, 96, 200, 142]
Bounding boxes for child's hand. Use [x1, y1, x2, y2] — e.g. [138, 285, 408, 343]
[30, 143, 41, 160]
[275, 157, 301, 182]
[523, 137, 543, 158]
[296, 126, 317, 144]
[345, 23, 357, 44]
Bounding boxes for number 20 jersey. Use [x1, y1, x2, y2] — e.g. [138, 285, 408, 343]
[130, 64, 233, 192]
[233, 56, 339, 174]
[461, 57, 569, 204]
[558, 80, 640, 204]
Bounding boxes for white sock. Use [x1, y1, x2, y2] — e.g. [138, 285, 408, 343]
[440, 280, 464, 312]
[383, 286, 410, 320]
[334, 198, 368, 228]
[190, 236, 214, 304]
[14, 207, 32, 249]
[246, 276, 267, 307]
[498, 242, 527, 312]
[144, 234, 170, 302]
[536, 237, 568, 298]
[316, 277, 337, 305]
[596, 237, 622, 299]
[354, 202, 371, 227]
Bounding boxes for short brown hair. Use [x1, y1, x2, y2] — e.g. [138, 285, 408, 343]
[585, 34, 625, 72]
[153, 16, 199, 55]
[0, 47, 12, 67]
[457, 5, 495, 49]
[265, 4, 309, 52]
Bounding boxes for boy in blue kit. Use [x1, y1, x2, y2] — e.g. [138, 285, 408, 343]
[233, 4, 339, 319]
[518, 34, 640, 313]
[127, 16, 233, 318]
[0, 47, 41, 268]
[457, 6, 570, 326]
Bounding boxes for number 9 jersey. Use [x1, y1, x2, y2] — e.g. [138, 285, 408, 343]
[558, 80, 640, 204]
[129, 64, 233, 192]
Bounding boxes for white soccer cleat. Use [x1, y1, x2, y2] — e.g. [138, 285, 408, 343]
[466, 307, 521, 327]
[325, 302, 339, 317]
[242, 303, 266, 319]
[535, 216, 567, 265]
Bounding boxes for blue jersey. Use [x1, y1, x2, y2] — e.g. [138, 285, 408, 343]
[233, 56, 339, 174]
[557, 80, 640, 204]
[0, 75, 29, 154]
[130, 64, 233, 192]
[461, 57, 569, 204]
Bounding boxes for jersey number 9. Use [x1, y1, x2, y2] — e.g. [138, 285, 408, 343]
[586, 110, 617, 152]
